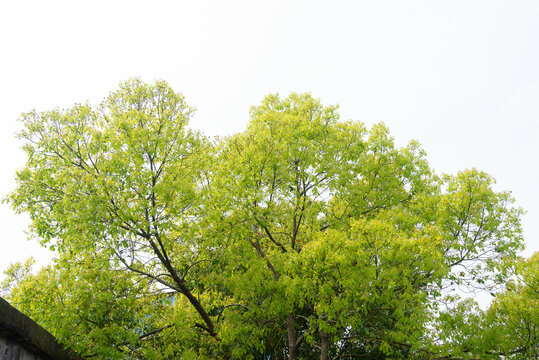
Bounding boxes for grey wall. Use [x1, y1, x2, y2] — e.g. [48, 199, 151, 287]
[0, 337, 47, 360]
[0, 297, 80, 360]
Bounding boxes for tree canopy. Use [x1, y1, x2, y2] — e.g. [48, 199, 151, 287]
[3, 79, 530, 360]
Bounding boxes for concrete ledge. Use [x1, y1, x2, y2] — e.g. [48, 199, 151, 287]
[0, 297, 81, 360]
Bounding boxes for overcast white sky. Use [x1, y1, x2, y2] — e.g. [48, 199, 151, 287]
[1, 1, 538, 277]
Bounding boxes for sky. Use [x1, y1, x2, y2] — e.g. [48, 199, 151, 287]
[0, 1, 538, 279]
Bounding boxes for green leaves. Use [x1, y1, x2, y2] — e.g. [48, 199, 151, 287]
[5, 82, 527, 359]
[437, 169, 525, 290]
[431, 254, 538, 359]
[3, 253, 165, 359]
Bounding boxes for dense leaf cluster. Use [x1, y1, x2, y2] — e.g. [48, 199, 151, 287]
[3, 79, 532, 359]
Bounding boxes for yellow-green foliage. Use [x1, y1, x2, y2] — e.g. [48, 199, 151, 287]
[4, 79, 526, 359]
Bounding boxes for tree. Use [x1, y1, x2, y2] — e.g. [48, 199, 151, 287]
[3, 252, 174, 359]
[6, 79, 525, 359]
[0, 257, 35, 296]
[8, 79, 225, 358]
[204, 94, 523, 359]
[432, 253, 538, 359]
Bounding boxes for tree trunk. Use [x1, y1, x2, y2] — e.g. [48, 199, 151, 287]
[320, 330, 329, 360]
[287, 315, 297, 360]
